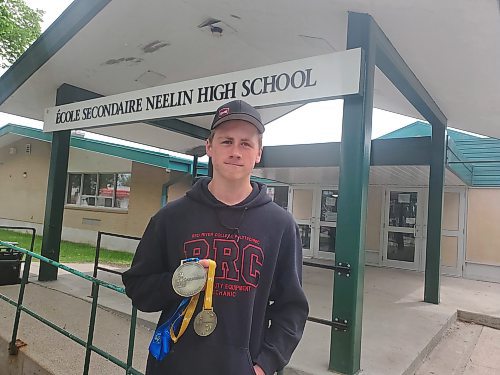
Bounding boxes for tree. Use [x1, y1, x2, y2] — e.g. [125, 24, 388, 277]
[0, 0, 44, 68]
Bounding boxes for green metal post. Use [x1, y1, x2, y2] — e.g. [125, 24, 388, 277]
[9, 254, 32, 355]
[9, 229, 36, 355]
[83, 283, 100, 374]
[330, 12, 375, 375]
[39, 84, 93, 281]
[126, 307, 138, 374]
[38, 129, 70, 281]
[424, 123, 447, 303]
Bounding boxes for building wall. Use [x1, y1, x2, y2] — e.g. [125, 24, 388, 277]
[0, 138, 192, 252]
[365, 186, 382, 249]
[68, 147, 132, 172]
[0, 138, 50, 224]
[168, 175, 193, 203]
[466, 188, 500, 265]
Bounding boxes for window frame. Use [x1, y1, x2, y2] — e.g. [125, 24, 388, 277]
[65, 172, 131, 211]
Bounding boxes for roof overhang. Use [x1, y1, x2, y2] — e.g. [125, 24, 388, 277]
[1, 0, 499, 154]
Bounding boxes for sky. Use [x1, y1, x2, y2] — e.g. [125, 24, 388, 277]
[0, 0, 420, 152]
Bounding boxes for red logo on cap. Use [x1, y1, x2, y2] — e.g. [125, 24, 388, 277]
[218, 107, 230, 117]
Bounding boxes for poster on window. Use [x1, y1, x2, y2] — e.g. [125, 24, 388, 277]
[266, 187, 275, 201]
[398, 193, 411, 203]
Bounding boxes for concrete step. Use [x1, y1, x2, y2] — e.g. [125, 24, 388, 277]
[415, 320, 500, 375]
[463, 326, 500, 375]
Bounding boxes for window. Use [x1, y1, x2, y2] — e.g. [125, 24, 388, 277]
[320, 189, 338, 222]
[66, 174, 82, 204]
[66, 173, 131, 209]
[266, 185, 289, 210]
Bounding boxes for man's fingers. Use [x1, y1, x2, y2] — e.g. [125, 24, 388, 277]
[198, 259, 210, 269]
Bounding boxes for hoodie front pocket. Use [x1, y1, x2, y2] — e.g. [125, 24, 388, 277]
[160, 337, 257, 375]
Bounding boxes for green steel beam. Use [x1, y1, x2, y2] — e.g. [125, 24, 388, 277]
[424, 123, 447, 303]
[0, 123, 196, 173]
[147, 118, 210, 140]
[257, 137, 431, 168]
[371, 7, 448, 303]
[373, 21, 447, 128]
[370, 137, 431, 166]
[38, 128, 70, 281]
[258, 143, 341, 168]
[330, 12, 374, 375]
[39, 84, 80, 281]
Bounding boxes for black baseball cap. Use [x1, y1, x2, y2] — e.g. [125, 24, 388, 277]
[211, 100, 265, 134]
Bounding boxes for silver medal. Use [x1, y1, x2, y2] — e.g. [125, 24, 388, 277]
[172, 261, 207, 297]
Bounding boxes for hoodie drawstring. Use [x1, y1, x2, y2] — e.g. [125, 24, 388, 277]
[215, 207, 248, 242]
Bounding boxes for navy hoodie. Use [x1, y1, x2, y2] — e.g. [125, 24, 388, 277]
[122, 178, 308, 375]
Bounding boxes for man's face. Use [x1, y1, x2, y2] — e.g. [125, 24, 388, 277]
[206, 120, 262, 183]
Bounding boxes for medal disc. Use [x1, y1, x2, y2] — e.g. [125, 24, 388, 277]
[194, 310, 217, 336]
[172, 261, 207, 297]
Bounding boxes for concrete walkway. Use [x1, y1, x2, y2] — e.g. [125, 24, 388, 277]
[1, 263, 499, 374]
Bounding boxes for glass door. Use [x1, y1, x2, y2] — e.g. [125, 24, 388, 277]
[290, 187, 315, 258]
[316, 188, 338, 260]
[383, 189, 425, 270]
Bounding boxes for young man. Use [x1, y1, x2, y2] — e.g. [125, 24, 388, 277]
[123, 100, 308, 375]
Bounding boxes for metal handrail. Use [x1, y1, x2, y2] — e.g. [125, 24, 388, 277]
[93, 231, 141, 279]
[0, 240, 142, 375]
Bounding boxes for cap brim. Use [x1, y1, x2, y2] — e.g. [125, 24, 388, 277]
[211, 113, 265, 133]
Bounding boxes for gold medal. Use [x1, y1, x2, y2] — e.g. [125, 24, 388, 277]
[195, 260, 217, 336]
[172, 260, 207, 297]
[194, 309, 217, 336]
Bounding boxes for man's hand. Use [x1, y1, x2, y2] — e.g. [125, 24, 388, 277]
[253, 364, 265, 375]
[198, 259, 211, 269]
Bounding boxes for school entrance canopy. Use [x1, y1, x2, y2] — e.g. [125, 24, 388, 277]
[1, 1, 499, 143]
[1, 1, 499, 374]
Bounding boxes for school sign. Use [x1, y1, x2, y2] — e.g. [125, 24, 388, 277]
[44, 48, 363, 132]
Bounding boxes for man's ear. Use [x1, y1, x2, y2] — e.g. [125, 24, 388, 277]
[205, 139, 212, 157]
[255, 147, 262, 164]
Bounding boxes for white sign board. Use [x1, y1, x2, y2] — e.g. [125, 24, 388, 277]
[44, 48, 362, 132]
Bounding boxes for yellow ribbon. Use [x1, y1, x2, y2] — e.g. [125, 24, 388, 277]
[170, 293, 200, 343]
[203, 260, 216, 311]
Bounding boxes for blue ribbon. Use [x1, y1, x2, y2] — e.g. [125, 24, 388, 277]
[149, 297, 189, 361]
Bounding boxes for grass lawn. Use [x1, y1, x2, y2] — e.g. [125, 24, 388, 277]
[0, 228, 134, 266]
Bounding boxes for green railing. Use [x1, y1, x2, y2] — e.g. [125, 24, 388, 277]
[0, 239, 142, 375]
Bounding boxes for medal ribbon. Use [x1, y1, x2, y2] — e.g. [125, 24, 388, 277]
[203, 260, 216, 311]
[170, 293, 200, 343]
[149, 297, 189, 361]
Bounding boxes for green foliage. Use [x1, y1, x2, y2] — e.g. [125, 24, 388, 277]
[0, 0, 44, 68]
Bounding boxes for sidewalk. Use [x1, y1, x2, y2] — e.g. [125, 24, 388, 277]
[1, 263, 499, 374]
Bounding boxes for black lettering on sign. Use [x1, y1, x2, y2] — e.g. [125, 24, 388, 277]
[240, 68, 317, 97]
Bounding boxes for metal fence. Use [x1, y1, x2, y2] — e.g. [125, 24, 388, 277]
[0, 236, 142, 375]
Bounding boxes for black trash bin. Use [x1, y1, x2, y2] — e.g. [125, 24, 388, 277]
[0, 248, 23, 286]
